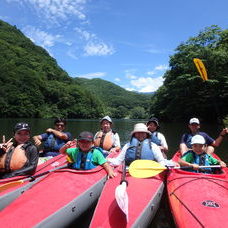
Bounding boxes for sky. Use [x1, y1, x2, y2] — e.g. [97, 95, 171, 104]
[0, 0, 227, 92]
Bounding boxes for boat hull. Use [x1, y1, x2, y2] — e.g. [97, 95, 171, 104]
[167, 152, 228, 228]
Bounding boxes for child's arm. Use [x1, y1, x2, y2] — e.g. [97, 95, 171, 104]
[102, 162, 116, 178]
[219, 160, 226, 168]
[178, 158, 199, 170]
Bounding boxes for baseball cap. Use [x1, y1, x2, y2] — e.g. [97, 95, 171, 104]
[189, 118, 200, 125]
[78, 131, 94, 142]
[14, 123, 30, 133]
[100, 116, 112, 124]
[191, 135, 205, 145]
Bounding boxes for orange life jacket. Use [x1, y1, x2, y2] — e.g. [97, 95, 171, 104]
[94, 131, 114, 151]
[0, 144, 28, 172]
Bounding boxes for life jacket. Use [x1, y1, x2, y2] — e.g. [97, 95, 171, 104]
[184, 150, 212, 173]
[0, 143, 30, 172]
[151, 132, 161, 146]
[125, 137, 154, 166]
[43, 133, 66, 152]
[71, 147, 101, 170]
[94, 131, 115, 151]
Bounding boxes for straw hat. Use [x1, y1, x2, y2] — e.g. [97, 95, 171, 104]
[131, 123, 151, 136]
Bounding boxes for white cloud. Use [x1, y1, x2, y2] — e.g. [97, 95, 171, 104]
[130, 76, 164, 92]
[155, 64, 169, 71]
[6, 0, 88, 23]
[147, 71, 155, 76]
[114, 78, 121, 82]
[75, 27, 96, 41]
[66, 50, 78, 60]
[83, 41, 115, 56]
[76, 72, 106, 79]
[22, 26, 60, 48]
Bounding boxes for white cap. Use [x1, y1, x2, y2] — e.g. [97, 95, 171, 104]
[191, 135, 205, 145]
[131, 123, 151, 136]
[100, 116, 112, 124]
[189, 118, 200, 125]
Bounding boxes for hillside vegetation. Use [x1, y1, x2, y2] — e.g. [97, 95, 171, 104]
[0, 20, 151, 119]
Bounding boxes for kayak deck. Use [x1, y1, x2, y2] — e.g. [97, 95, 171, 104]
[90, 169, 165, 228]
[167, 152, 228, 228]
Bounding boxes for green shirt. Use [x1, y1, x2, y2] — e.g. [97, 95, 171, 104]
[66, 147, 107, 166]
[182, 151, 219, 165]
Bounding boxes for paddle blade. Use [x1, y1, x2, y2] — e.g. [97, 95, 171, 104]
[0, 180, 24, 193]
[129, 160, 166, 178]
[115, 182, 129, 222]
[193, 58, 208, 81]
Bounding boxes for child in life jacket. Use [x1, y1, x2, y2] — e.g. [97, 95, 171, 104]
[60, 131, 116, 178]
[0, 123, 39, 179]
[179, 134, 226, 173]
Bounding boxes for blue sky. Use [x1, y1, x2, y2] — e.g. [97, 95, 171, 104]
[0, 0, 227, 92]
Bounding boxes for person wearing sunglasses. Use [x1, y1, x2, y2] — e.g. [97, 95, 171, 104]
[33, 118, 72, 157]
[0, 122, 39, 179]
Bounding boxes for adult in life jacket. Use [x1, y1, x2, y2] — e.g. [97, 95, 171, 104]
[179, 117, 228, 155]
[33, 118, 72, 157]
[94, 116, 121, 156]
[146, 117, 168, 158]
[0, 123, 39, 179]
[59, 131, 116, 178]
[179, 135, 226, 173]
[108, 123, 173, 167]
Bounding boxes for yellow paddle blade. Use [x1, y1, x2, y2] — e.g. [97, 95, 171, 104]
[193, 58, 208, 81]
[128, 160, 167, 178]
[0, 180, 24, 193]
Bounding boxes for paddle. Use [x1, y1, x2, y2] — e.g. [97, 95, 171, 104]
[193, 58, 225, 127]
[129, 160, 221, 178]
[0, 164, 68, 193]
[115, 161, 129, 222]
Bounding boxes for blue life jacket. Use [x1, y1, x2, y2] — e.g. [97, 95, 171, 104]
[125, 137, 155, 166]
[43, 133, 66, 152]
[184, 150, 212, 173]
[71, 147, 101, 170]
[151, 132, 161, 146]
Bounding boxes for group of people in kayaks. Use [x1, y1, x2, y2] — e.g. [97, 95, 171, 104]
[0, 116, 227, 179]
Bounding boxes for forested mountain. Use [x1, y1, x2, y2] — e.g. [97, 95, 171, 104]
[75, 78, 152, 118]
[0, 19, 151, 119]
[150, 25, 228, 123]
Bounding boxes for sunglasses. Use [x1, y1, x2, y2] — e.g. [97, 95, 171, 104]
[55, 123, 65, 127]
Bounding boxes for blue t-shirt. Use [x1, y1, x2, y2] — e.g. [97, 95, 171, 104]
[181, 132, 214, 149]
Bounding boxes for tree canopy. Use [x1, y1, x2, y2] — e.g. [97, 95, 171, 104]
[150, 25, 228, 123]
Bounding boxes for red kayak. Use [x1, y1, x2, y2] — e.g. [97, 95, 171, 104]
[167, 151, 228, 228]
[89, 165, 165, 227]
[0, 154, 67, 210]
[0, 152, 120, 227]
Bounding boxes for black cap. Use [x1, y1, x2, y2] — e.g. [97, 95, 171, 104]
[146, 117, 159, 127]
[14, 123, 30, 133]
[78, 131, 94, 142]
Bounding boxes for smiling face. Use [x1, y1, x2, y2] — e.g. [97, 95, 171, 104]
[78, 140, 93, 152]
[147, 122, 158, 133]
[192, 143, 206, 154]
[14, 130, 30, 144]
[134, 132, 148, 141]
[189, 123, 200, 133]
[55, 122, 65, 131]
[101, 120, 111, 133]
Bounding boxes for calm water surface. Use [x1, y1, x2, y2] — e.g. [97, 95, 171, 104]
[1, 118, 227, 227]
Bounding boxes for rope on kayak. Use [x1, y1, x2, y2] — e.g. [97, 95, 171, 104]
[171, 192, 205, 228]
[168, 176, 228, 194]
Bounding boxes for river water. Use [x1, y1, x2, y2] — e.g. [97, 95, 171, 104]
[1, 118, 227, 227]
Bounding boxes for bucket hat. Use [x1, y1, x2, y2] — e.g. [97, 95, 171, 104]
[131, 123, 151, 136]
[100, 116, 112, 124]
